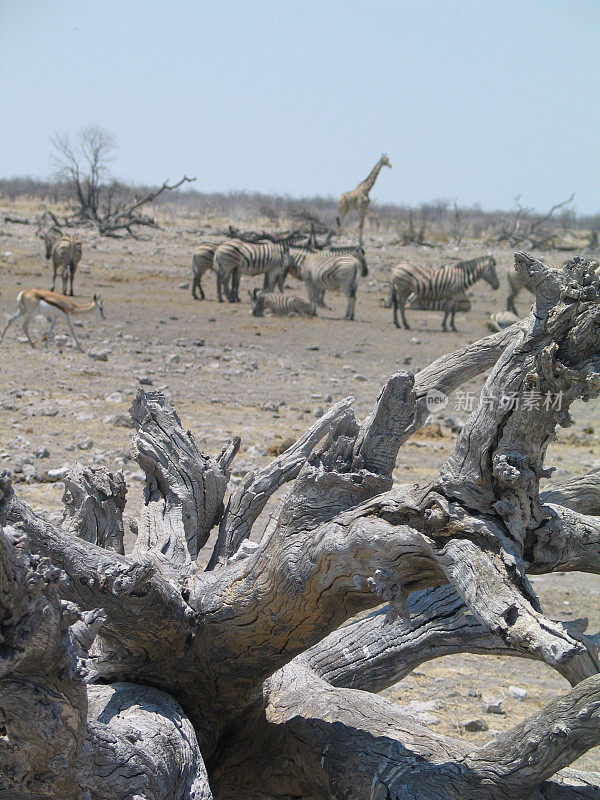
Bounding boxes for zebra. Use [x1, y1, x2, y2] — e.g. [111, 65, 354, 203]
[191, 243, 226, 302]
[40, 226, 81, 295]
[506, 270, 532, 314]
[300, 244, 368, 307]
[487, 309, 520, 332]
[407, 291, 471, 312]
[284, 248, 365, 320]
[213, 239, 291, 303]
[506, 261, 575, 314]
[45, 233, 82, 296]
[389, 255, 499, 331]
[249, 288, 317, 317]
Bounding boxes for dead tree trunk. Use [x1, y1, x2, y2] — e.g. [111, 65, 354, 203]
[1, 253, 600, 799]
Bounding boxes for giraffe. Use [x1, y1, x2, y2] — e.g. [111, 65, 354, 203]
[337, 154, 391, 244]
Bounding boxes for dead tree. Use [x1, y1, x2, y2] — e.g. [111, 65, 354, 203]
[50, 126, 195, 237]
[495, 194, 576, 249]
[2, 253, 600, 799]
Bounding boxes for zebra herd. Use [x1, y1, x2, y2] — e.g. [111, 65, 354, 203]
[34, 225, 507, 331]
[193, 237, 368, 321]
[192, 236, 501, 329]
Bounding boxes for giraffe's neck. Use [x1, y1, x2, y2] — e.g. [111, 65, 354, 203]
[358, 158, 385, 194]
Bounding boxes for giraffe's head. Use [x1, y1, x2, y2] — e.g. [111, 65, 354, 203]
[381, 154, 392, 169]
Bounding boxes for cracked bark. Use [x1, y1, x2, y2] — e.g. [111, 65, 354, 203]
[2, 253, 600, 798]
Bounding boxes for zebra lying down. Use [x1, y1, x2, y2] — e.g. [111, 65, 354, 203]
[249, 288, 317, 317]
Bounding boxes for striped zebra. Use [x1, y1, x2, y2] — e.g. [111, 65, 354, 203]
[191, 243, 225, 301]
[249, 288, 317, 317]
[285, 247, 365, 320]
[389, 255, 499, 331]
[213, 239, 290, 303]
[302, 244, 368, 307]
[407, 291, 471, 312]
[41, 230, 83, 297]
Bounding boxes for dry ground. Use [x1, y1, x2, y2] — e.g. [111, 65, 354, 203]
[0, 202, 599, 768]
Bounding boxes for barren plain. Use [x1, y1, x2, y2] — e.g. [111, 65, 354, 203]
[0, 202, 598, 768]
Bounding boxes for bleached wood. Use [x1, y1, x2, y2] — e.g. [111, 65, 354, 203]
[62, 463, 126, 553]
[2, 253, 600, 799]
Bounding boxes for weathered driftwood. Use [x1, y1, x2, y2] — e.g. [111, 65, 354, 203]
[542, 469, 600, 516]
[2, 253, 600, 799]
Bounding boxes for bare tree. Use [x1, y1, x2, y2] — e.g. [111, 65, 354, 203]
[51, 126, 116, 221]
[50, 126, 195, 236]
[495, 193, 577, 249]
[1, 254, 600, 799]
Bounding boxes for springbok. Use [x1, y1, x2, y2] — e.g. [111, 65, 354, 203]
[0, 289, 104, 353]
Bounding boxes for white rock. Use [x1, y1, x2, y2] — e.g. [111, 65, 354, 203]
[47, 465, 70, 479]
[105, 392, 123, 403]
[508, 685, 527, 700]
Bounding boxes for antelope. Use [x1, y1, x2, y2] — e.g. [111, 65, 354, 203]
[0, 289, 105, 353]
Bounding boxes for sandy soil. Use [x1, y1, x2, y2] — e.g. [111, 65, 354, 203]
[1, 203, 598, 768]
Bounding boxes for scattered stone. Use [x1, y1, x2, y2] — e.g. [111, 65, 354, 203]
[139, 376, 153, 386]
[89, 349, 110, 362]
[192, 338, 205, 347]
[178, 282, 189, 290]
[508, 685, 527, 700]
[307, 345, 319, 351]
[324, 393, 333, 402]
[166, 353, 180, 365]
[77, 438, 93, 451]
[261, 401, 283, 412]
[409, 336, 421, 345]
[482, 697, 504, 715]
[105, 414, 135, 429]
[45, 465, 70, 481]
[462, 719, 489, 732]
[41, 407, 59, 417]
[35, 446, 50, 459]
[246, 444, 267, 458]
[354, 374, 367, 382]
[313, 406, 324, 418]
[105, 392, 123, 404]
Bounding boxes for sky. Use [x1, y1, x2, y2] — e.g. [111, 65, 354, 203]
[1, 0, 599, 214]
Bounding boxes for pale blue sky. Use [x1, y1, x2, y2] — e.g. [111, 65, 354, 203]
[1, 0, 599, 213]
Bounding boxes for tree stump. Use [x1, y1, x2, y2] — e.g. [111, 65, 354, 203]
[1, 253, 600, 799]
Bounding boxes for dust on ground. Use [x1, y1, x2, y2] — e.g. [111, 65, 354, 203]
[1, 204, 598, 768]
